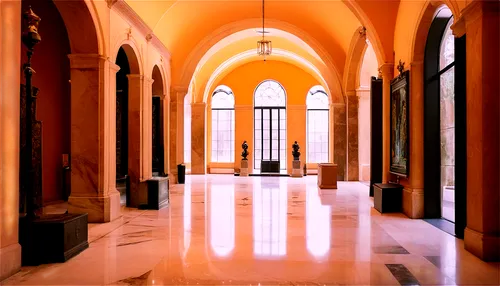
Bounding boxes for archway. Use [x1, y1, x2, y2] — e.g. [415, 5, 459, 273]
[422, 6, 466, 237]
[115, 44, 141, 206]
[151, 65, 165, 176]
[253, 80, 287, 173]
[20, 0, 71, 208]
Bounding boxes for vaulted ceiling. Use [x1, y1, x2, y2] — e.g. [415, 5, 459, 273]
[125, 0, 400, 97]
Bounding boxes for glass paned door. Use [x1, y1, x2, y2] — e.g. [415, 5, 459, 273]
[254, 108, 286, 171]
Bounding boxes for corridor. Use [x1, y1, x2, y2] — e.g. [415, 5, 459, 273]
[2, 175, 498, 285]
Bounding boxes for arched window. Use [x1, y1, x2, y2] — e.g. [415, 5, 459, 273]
[211, 85, 235, 162]
[424, 7, 456, 223]
[184, 95, 191, 164]
[306, 86, 329, 163]
[254, 80, 287, 172]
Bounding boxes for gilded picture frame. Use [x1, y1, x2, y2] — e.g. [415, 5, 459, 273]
[390, 69, 410, 177]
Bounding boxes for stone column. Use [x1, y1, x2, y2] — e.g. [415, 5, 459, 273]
[191, 103, 206, 174]
[127, 74, 146, 207]
[379, 63, 394, 183]
[143, 77, 154, 181]
[346, 91, 359, 181]
[357, 87, 371, 181]
[107, 62, 120, 204]
[67, 54, 121, 223]
[332, 103, 346, 180]
[403, 61, 425, 218]
[458, 1, 499, 261]
[0, 0, 22, 280]
[169, 88, 186, 183]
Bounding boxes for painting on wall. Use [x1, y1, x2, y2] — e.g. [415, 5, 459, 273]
[390, 63, 410, 177]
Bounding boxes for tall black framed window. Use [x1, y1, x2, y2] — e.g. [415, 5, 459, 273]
[424, 7, 458, 223]
[254, 80, 287, 172]
[306, 86, 329, 163]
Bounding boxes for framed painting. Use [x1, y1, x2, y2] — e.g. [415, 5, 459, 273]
[390, 69, 410, 177]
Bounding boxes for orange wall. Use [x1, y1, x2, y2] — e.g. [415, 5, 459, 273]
[210, 60, 321, 172]
[21, 0, 71, 203]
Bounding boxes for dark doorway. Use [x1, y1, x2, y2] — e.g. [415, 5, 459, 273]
[151, 65, 165, 176]
[370, 76, 383, 197]
[116, 47, 130, 206]
[423, 7, 466, 238]
[152, 97, 163, 175]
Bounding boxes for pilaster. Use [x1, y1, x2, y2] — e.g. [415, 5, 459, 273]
[461, 1, 500, 261]
[191, 103, 206, 174]
[378, 63, 394, 183]
[356, 87, 371, 181]
[127, 74, 146, 207]
[0, 0, 22, 280]
[346, 90, 359, 181]
[332, 103, 346, 180]
[67, 54, 121, 222]
[403, 61, 425, 219]
[169, 87, 187, 183]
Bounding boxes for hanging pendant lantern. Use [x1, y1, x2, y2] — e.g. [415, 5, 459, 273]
[257, 0, 271, 59]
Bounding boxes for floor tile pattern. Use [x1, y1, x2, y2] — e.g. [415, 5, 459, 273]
[2, 175, 499, 285]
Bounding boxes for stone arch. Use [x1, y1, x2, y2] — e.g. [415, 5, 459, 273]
[200, 50, 334, 105]
[112, 39, 143, 75]
[343, 27, 368, 94]
[152, 65, 164, 96]
[52, 0, 101, 54]
[177, 19, 344, 97]
[411, 1, 459, 63]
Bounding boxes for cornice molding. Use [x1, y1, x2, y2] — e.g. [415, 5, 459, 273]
[112, 0, 171, 62]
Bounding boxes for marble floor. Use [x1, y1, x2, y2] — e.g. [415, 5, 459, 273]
[2, 175, 499, 285]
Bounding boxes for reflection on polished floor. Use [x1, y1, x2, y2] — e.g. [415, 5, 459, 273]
[2, 175, 499, 285]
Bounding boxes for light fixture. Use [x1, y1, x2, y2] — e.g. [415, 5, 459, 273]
[257, 0, 271, 60]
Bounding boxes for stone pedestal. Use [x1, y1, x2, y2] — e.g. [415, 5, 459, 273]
[240, 160, 249, 176]
[19, 213, 89, 266]
[143, 177, 169, 210]
[291, 160, 303, 177]
[318, 163, 337, 189]
[373, 183, 403, 213]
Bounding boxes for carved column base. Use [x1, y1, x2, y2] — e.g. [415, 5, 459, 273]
[68, 191, 121, 223]
[465, 227, 500, 262]
[402, 188, 424, 218]
[0, 244, 21, 281]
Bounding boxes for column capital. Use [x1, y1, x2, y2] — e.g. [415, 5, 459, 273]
[378, 63, 394, 79]
[109, 62, 120, 73]
[144, 76, 154, 84]
[171, 85, 188, 94]
[345, 90, 357, 97]
[192, 102, 206, 109]
[126, 74, 144, 80]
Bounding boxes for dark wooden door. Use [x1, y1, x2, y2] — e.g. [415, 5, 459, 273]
[370, 76, 383, 196]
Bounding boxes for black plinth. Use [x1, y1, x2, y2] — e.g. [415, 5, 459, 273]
[373, 183, 403, 213]
[19, 213, 89, 266]
[144, 177, 169, 210]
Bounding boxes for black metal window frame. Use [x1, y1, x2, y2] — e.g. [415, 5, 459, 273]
[254, 106, 286, 169]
